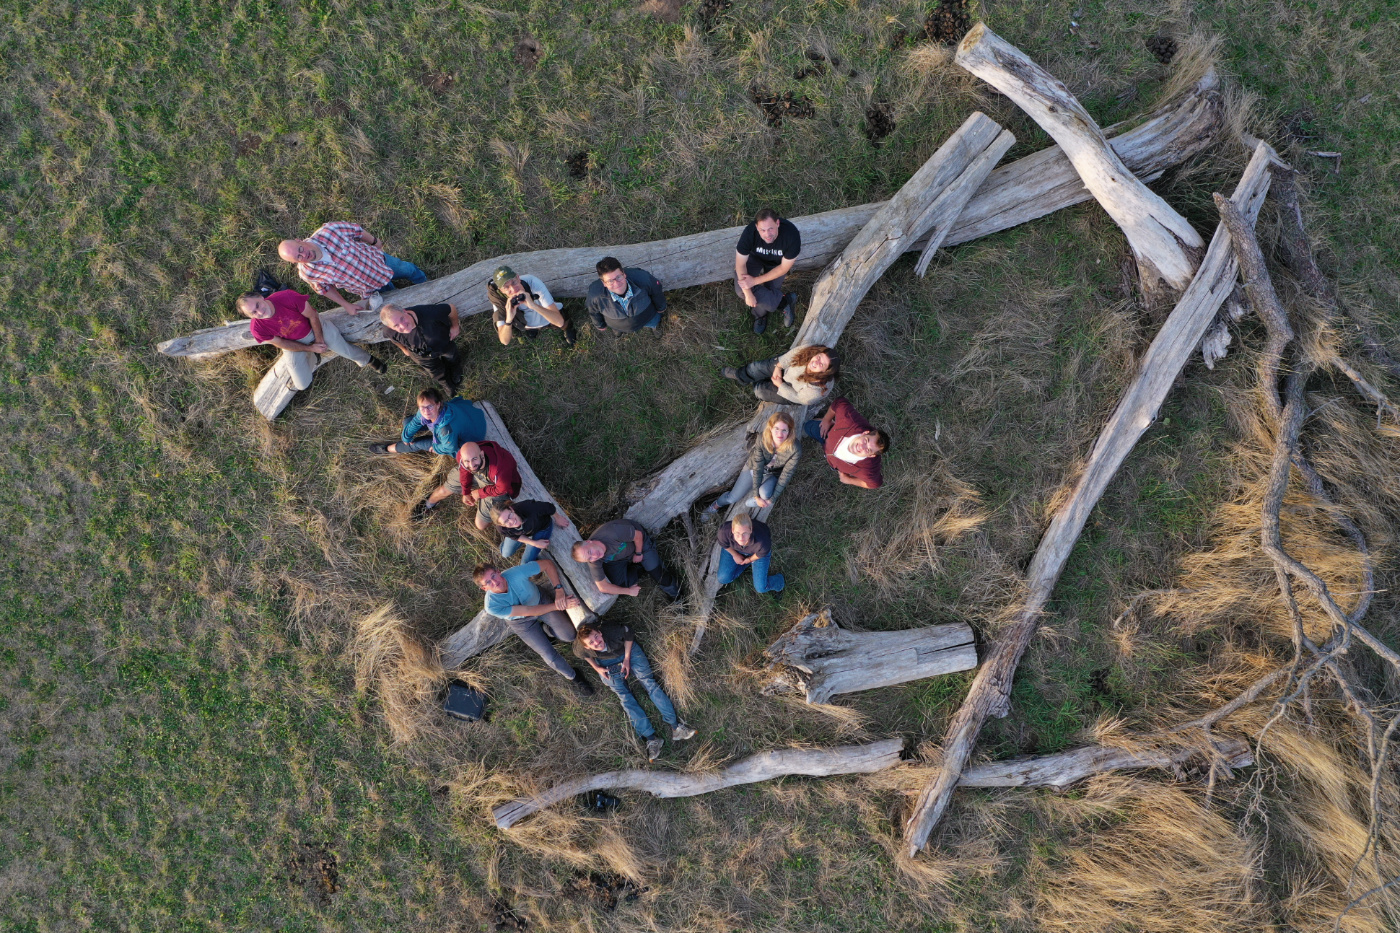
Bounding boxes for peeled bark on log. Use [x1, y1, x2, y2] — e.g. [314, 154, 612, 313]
[955, 23, 1205, 299]
[156, 72, 1221, 361]
[439, 401, 613, 669]
[902, 140, 1285, 857]
[760, 609, 978, 704]
[622, 422, 751, 533]
[491, 738, 905, 829]
[957, 738, 1253, 788]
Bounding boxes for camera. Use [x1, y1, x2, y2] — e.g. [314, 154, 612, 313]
[509, 292, 527, 307]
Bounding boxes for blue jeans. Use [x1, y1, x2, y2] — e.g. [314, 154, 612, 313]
[378, 253, 429, 291]
[501, 522, 554, 564]
[598, 645, 677, 739]
[803, 419, 825, 444]
[718, 549, 784, 593]
[399, 437, 436, 452]
[715, 475, 777, 509]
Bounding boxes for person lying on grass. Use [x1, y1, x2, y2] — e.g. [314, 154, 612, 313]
[734, 207, 801, 334]
[368, 388, 485, 458]
[487, 265, 576, 348]
[719, 344, 839, 406]
[573, 621, 695, 761]
[474, 559, 593, 696]
[379, 302, 463, 395]
[414, 440, 521, 527]
[571, 518, 681, 601]
[491, 499, 571, 564]
[278, 220, 428, 314]
[716, 513, 783, 594]
[804, 397, 888, 490]
[702, 412, 802, 520]
[236, 289, 387, 389]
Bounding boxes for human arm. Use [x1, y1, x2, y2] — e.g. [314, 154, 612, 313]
[320, 284, 362, 314]
[536, 558, 580, 612]
[356, 228, 383, 248]
[592, 577, 642, 598]
[735, 251, 757, 307]
[819, 406, 837, 439]
[522, 279, 565, 328]
[447, 303, 461, 340]
[585, 292, 609, 330]
[641, 270, 666, 313]
[300, 305, 331, 353]
[478, 452, 520, 500]
[620, 639, 634, 678]
[400, 412, 425, 445]
[767, 446, 801, 504]
[630, 527, 646, 563]
[748, 255, 795, 287]
[552, 512, 570, 529]
[838, 470, 879, 489]
[724, 546, 756, 566]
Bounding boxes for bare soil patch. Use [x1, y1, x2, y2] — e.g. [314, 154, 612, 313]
[697, 0, 730, 31]
[564, 870, 643, 910]
[564, 150, 589, 179]
[234, 133, 262, 156]
[285, 842, 339, 907]
[864, 101, 895, 145]
[641, 0, 681, 22]
[749, 87, 815, 127]
[514, 36, 541, 70]
[421, 70, 457, 94]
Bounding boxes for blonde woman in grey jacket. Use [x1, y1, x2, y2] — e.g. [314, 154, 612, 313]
[702, 413, 802, 520]
[719, 345, 839, 406]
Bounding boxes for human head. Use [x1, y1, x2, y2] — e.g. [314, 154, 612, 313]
[763, 412, 796, 454]
[754, 208, 781, 244]
[416, 387, 444, 421]
[236, 292, 274, 319]
[851, 429, 889, 459]
[571, 539, 607, 562]
[595, 257, 628, 296]
[490, 501, 521, 528]
[379, 304, 416, 333]
[278, 239, 318, 263]
[575, 622, 608, 652]
[458, 441, 485, 472]
[472, 562, 508, 593]
[731, 512, 753, 545]
[792, 345, 841, 385]
[492, 265, 524, 296]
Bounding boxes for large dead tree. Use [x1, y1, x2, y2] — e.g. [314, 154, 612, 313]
[956, 23, 1205, 300]
[759, 610, 978, 705]
[156, 71, 1221, 364]
[902, 140, 1284, 856]
[439, 402, 612, 670]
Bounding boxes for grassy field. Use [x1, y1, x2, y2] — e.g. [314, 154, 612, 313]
[3, 0, 1399, 929]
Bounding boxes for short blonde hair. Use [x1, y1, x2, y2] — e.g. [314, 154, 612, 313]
[378, 303, 404, 324]
[731, 513, 753, 533]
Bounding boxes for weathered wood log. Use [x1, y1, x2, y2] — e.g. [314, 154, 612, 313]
[790, 112, 1016, 349]
[957, 737, 1253, 788]
[760, 609, 978, 704]
[491, 738, 905, 829]
[251, 350, 332, 420]
[439, 401, 613, 669]
[156, 72, 1221, 361]
[955, 23, 1205, 299]
[622, 422, 751, 532]
[902, 140, 1285, 857]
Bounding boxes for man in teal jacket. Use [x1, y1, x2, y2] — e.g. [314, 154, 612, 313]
[369, 387, 486, 455]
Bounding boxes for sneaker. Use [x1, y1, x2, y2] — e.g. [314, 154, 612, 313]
[781, 293, 797, 328]
[752, 315, 767, 336]
[657, 570, 682, 602]
[410, 499, 434, 523]
[566, 670, 595, 697]
[367, 356, 388, 374]
[562, 323, 577, 347]
[720, 366, 742, 383]
[367, 441, 393, 455]
[700, 502, 722, 523]
[646, 737, 664, 761]
[672, 723, 696, 742]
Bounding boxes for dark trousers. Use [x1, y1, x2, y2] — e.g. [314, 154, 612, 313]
[600, 540, 670, 589]
[414, 351, 462, 394]
[508, 610, 577, 679]
[734, 273, 786, 317]
[733, 357, 788, 403]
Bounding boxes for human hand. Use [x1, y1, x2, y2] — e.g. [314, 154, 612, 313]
[449, 325, 461, 340]
[770, 368, 783, 387]
[627, 585, 641, 597]
[350, 299, 369, 313]
[631, 553, 644, 563]
[310, 342, 329, 353]
[554, 590, 568, 610]
[553, 513, 569, 528]
[754, 497, 771, 509]
[743, 291, 758, 309]
[462, 494, 471, 505]
[620, 659, 631, 679]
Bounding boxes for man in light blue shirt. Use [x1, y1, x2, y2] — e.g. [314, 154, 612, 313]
[473, 558, 593, 694]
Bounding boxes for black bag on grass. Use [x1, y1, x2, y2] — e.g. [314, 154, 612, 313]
[443, 681, 487, 722]
[254, 269, 284, 298]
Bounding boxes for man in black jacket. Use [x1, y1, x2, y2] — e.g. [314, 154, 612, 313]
[585, 257, 666, 334]
[379, 302, 462, 393]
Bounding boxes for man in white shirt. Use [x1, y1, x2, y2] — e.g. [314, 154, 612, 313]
[488, 266, 576, 347]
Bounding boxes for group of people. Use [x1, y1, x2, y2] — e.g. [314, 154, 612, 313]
[236, 211, 892, 760]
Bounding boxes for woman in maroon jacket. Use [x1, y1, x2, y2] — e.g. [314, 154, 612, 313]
[802, 398, 889, 489]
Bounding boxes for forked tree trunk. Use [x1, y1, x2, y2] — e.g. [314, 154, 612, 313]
[439, 402, 613, 670]
[759, 609, 978, 704]
[492, 739, 906, 829]
[622, 422, 751, 532]
[955, 23, 1205, 300]
[155, 71, 1221, 363]
[902, 141, 1284, 857]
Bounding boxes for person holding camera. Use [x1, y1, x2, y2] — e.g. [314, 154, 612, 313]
[487, 266, 576, 347]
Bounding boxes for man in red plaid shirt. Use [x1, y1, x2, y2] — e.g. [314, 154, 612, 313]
[278, 221, 428, 313]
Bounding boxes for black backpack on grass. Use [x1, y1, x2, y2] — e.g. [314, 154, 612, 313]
[442, 681, 487, 722]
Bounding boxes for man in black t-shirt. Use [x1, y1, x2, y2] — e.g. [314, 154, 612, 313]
[379, 303, 463, 393]
[734, 208, 801, 334]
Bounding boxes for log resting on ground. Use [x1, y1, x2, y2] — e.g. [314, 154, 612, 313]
[689, 114, 1014, 650]
[252, 350, 332, 421]
[902, 140, 1286, 857]
[955, 23, 1205, 298]
[491, 739, 906, 829]
[760, 609, 978, 704]
[439, 401, 613, 670]
[957, 737, 1254, 788]
[156, 72, 1221, 361]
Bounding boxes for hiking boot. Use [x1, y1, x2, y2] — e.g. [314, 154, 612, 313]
[367, 441, 394, 455]
[719, 366, 742, 383]
[566, 670, 595, 697]
[410, 499, 434, 523]
[646, 737, 664, 761]
[672, 722, 697, 742]
[700, 501, 722, 523]
[367, 356, 388, 374]
[752, 314, 767, 336]
[561, 323, 578, 347]
[780, 292, 797, 328]
[657, 571, 682, 602]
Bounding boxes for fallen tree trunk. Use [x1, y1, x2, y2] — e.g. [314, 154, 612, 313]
[688, 114, 1013, 650]
[439, 401, 612, 670]
[955, 23, 1205, 299]
[622, 422, 751, 532]
[760, 609, 978, 704]
[252, 350, 331, 421]
[492, 738, 905, 829]
[902, 140, 1285, 857]
[957, 737, 1253, 788]
[156, 72, 1221, 361]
